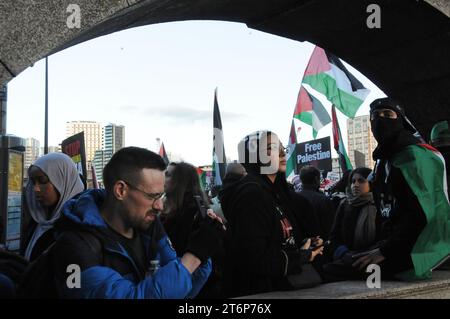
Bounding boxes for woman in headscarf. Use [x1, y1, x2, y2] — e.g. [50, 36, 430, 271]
[220, 130, 323, 297]
[323, 167, 378, 281]
[21, 153, 84, 261]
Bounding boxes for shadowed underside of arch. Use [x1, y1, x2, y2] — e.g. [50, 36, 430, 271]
[1, 0, 449, 138]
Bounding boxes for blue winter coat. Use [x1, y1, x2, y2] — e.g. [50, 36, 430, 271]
[52, 189, 211, 299]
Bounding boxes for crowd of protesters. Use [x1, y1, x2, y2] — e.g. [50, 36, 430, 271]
[1, 97, 450, 299]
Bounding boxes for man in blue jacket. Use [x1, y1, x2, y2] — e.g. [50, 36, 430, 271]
[52, 147, 224, 298]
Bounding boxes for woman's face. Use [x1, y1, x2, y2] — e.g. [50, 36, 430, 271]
[262, 134, 284, 174]
[29, 166, 59, 208]
[278, 142, 287, 173]
[350, 173, 370, 196]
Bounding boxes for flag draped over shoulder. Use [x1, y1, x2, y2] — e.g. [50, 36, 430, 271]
[294, 85, 331, 138]
[212, 88, 227, 187]
[332, 105, 352, 172]
[393, 144, 450, 280]
[286, 119, 297, 180]
[159, 142, 169, 165]
[302, 46, 370, 118]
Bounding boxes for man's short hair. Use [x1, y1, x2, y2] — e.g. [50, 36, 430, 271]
[103, 147, 167, 194]
[299, 165, 320, 186]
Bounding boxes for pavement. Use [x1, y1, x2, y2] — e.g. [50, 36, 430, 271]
[238, 270, 450, 299]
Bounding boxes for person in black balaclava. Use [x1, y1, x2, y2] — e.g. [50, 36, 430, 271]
[352, 97, 428, 277]
[354, 97, 450, 281]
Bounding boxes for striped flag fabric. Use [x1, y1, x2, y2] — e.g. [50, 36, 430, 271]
[159, 142, 169, 165]
[197, 167, 207, 191]
[212, 88, 227, 187]
[302, 46, 370, 118]
[286, 119, 297, 180]
[332, 105, 352, 172]
[393, 144, 450, 280]
[294, 85, 331, 138]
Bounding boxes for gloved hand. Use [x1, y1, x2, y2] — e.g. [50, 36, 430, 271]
[185, 216, 225, 264]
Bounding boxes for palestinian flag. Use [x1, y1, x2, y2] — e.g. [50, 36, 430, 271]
[159, 142, 169, 165]
[286, 119, 297, 180]
[332, 105, 352, 172]
[212, 88, 227, 187]
[294, 85, 331, 138]
[302, 46, 370, 118]
[197, 167, 207, 191]
[393, 144, 450, 280]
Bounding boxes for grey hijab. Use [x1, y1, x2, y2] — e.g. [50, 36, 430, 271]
[24, 153, 84, 260]
[347, 192, 377, 251]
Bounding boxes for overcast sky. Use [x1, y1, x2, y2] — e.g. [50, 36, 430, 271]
[7, 20, 385, 166]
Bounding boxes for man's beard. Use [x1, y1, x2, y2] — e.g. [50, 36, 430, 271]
[126, 209, 159, 232]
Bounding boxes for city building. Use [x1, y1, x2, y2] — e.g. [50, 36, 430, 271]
[104, 123, 125, 155]
[347, 115, 378, 169]
[92, 149, 112, 186]
[92, 123, 125, 185]
[39, 145, 61, 155]
[66, 121, 102, 163]
[24, 138, 40, 177]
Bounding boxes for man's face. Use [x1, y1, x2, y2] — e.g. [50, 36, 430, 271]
[121, 168, 165, 231]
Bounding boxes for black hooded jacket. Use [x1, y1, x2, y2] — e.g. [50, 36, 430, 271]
[219, 170, 312, 297]
[371, 129, 427, 274]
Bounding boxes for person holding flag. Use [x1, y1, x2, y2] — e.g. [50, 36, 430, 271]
[353, 97, 450, 280]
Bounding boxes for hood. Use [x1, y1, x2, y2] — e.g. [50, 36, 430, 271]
[59, 189, 108, 229]
[218, 173, 245, 208]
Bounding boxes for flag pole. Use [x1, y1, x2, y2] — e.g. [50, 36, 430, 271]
[44, 56, 49, 155]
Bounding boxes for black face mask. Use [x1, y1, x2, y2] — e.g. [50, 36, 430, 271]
[371, 117, 404, 143]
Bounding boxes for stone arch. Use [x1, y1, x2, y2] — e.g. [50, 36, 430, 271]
[1, 0, 449, 137]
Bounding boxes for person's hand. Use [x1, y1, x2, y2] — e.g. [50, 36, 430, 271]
[311, 236, 323, 248]
[301, 238, 311, 250]
[206, 209, 226, 231]
[309, 246, 324, 262]
[186, 215, 226, 264]
[352, 250, 386, 271]
[300, 238, 323, 262]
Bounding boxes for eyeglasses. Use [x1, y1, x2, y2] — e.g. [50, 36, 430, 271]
[279, 145, 289, 155]
[122, 180, 165, 201]
[266, 144, 288, 155]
